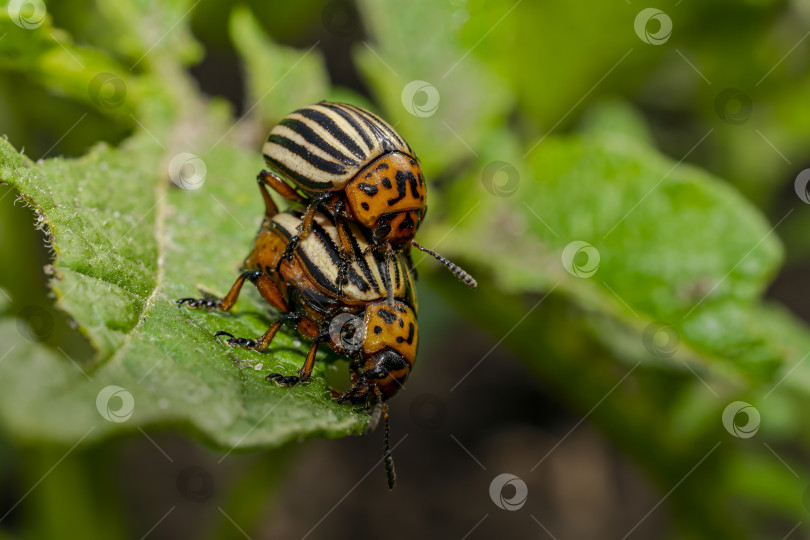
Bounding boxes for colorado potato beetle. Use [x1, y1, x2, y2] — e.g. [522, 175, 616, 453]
[178, 182, 417, 489]
[259, 101, 476, 296]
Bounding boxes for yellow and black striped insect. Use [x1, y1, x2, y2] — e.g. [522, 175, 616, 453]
[178, 179, 416, 488]
[259, 101, 476, 296]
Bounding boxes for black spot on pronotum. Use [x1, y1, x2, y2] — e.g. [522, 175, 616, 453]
[382, 177, 392, 189]
[378, 308, 397, 324]
[358, 182, 379, 196]
[376, 163, 389, 170]
[401, 322, 415, 344]
[361, 202, 370, 210]
[374, 325, 383, 334]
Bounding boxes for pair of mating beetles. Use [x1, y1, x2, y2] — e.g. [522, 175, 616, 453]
[178, 102, 476, 488]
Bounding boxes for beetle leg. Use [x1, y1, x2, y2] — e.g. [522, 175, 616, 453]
[278, 235, 302, 269]
[333, 209, 356, 297]
[278, 192, 333, 268]
[383, 243, 396, 307]
[297, 192, 333, 241]
[381, 398, 396, 490]
[216, 312, 301, 352]
[175, 293, 221, 310]
[178, 269, 289, 313]
[178, 269, 261, 311]
[265, 330, 328, 386]
[336, 260, 350, 297]
[257, 170, 305, 207]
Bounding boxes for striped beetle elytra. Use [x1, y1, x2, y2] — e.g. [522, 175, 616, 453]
[260, 101, 476, 297]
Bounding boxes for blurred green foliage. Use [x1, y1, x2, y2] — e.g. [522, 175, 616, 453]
[1, 0, 810, 538]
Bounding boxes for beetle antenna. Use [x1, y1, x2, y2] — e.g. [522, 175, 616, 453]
[383, 247, 395, 307]
[411, 240, 477, 289]
[366, 393, 383, 434]
[383, 402, 396, 490]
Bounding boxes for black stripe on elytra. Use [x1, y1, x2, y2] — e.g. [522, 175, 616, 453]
[321, 103, 374, 154]
[297, 107, 366, 160]
[309, 220, 369, 294]
[297, 287, 339, 316]
[280, 118, 359, 166]
[298, 251, 339, 296]
[347, 226, 380, 294]
[364, 106, 414, 155]
[375, 252, 400, 291]
[347, 104, 406, 147]
[295, 223, 342, 295]
[309, 219, 342, 267]
[347, 265, 369, 292]
[343, 104, 398, 153]
[268, 135, 346, 176]
[269, 218, 296, 240]
[263, 153, 329, 190]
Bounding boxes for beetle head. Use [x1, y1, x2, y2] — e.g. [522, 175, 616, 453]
[345, 152, 426, 247]
[338, 348, 410, 405]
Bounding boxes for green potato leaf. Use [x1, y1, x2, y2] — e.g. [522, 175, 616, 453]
[0, 125, 367, 447]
